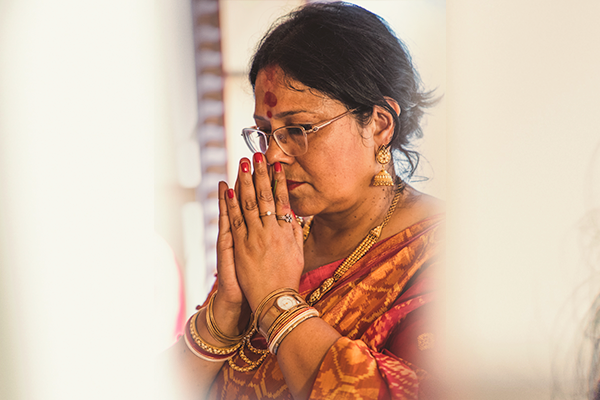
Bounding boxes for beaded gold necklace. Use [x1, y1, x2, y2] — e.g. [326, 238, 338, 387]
[304, 186, 403, 306]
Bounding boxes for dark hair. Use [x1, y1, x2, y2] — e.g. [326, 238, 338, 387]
[249, 1, 436, 179]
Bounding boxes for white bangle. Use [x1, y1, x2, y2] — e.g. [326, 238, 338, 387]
[268, 308, 320, 355]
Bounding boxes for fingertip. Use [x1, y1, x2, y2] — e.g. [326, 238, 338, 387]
[239, 157, 251, 169]
[253, 152, 264, 164]
[227, 188, 235, 200]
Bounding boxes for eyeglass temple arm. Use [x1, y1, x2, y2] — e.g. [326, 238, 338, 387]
[309, 109, 357, 133]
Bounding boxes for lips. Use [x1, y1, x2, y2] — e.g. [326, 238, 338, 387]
[286, 180, 304, 191]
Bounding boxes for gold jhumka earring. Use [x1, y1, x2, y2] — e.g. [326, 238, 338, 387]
[372, 145, 394, 186]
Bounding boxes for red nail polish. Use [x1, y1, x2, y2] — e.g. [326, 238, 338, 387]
[241, 162, 249, 173]
[274, 162, 282, 172]
[291, 211, 296, 219]
[253, 152, 263, 163]
[227, 189, 234, 199]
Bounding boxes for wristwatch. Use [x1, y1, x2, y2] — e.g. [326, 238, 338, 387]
[258, 293, 304, 338]
[275, 295, 301, 311]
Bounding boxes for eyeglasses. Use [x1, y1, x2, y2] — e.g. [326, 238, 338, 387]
[241, 109, 356, 157]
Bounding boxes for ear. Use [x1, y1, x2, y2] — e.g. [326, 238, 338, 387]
[372, 97, 400, 147]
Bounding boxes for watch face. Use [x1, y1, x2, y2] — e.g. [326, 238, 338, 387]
[276, 295, 298, 310]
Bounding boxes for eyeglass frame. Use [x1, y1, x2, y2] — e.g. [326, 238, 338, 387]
[241, 108, 357, 157]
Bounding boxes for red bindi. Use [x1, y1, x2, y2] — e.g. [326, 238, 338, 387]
[264, 91, 277, 107]
[266, 110, 272, 118]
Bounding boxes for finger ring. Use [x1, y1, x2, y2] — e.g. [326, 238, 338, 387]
[259, 211, 274, 218]
[276, 213, 293, 223]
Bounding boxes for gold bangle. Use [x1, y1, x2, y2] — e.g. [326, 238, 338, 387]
[268, 308, 319, 354]
[259, 291, 306, 338]
[205, 291, 252, 346]
[266, 304, 311, 343]
[189, 310, 241, 355]
[183, 333, 235, 362]
[253, 288, 299, 333]
[265, 303, 308, 340]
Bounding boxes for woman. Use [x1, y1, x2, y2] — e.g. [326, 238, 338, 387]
[164, 2, 444, 399]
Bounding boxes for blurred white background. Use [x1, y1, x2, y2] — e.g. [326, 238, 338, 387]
[1, 1, 599, 399]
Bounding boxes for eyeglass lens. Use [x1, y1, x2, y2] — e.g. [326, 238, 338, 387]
[243, 129, 268, 154]
[243, 127, 307, 156]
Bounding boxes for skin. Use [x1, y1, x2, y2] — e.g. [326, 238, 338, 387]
[160, 65, 444, 400]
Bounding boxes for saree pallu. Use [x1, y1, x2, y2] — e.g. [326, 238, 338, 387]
[207, 214, 445, 400]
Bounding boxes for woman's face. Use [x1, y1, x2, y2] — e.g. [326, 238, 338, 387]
[253, 66, 380, 217]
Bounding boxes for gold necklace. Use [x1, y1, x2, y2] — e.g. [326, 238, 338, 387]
[229, 187, 402, 372]
[305, 186, 403, 306]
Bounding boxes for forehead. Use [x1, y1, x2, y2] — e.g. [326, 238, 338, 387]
[255, 65, 293, 92]
[254, 66, 325, 110]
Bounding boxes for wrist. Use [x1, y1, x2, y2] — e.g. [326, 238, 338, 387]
[252, 288, 320, 355]
[258, 292, 305, 337]
[247, 283, 301, 312]
[193, 308, 234, 349]
[184, 310, 240, 362]
[212, 291, 251, 337]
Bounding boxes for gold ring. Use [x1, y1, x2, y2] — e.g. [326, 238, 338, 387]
[259, 211, 274, 218]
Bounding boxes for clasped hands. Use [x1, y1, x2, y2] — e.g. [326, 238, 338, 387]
[213, 153, 305, 338]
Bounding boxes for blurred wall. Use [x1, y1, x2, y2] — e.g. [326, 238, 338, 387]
[0, 1, 155, 399]
[446, 1, 600, 398]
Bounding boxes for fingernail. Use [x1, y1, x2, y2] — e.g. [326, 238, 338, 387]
[274, 162, 282, 173]
[227, 189, 234, 199]
[291, 210, 296, 219]
[241, 162, 249, 173]
[253, 152, 263, 163]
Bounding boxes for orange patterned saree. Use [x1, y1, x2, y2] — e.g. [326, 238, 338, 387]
[207, 214, 444, 400]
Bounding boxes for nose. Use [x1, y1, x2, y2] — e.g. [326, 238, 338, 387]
[265, 137, 295, 165]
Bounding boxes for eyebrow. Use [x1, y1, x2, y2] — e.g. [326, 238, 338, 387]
[253, 110, 316, 121]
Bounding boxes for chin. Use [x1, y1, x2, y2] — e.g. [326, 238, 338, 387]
[289, 197, 319, 218]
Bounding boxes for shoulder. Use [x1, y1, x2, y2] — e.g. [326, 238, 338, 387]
[381, 186, 445, 241]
